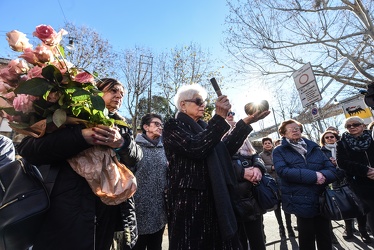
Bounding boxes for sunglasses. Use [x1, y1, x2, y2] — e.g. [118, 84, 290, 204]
[324, 136, 335, 139]
[227, 111, 235, 116]
[150, 121, 164, 128]
[345, 123, 362, 129]
[184, 98, 206, 107]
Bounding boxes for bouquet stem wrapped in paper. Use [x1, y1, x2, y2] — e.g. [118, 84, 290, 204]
[0, 24, 136, 205]
[67, 146, 137, 205]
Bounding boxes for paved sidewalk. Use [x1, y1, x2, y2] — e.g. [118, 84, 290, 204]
[162, 212, 374, 249]
[262, 213, 374, 250]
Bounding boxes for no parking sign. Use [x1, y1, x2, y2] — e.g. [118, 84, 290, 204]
[292, 63, 322, 108]
[311, 104, 320, 120]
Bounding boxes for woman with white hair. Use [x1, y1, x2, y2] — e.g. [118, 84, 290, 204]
[337, 116, 374, 243]
[162, 84, 269, 249]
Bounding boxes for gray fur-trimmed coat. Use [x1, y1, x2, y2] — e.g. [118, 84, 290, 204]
[134, 133, 168, 235]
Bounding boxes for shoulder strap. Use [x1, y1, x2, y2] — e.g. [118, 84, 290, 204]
[37, 164, 60, 195]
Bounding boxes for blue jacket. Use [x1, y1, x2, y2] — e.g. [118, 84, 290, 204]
[273, 137, 337, 218]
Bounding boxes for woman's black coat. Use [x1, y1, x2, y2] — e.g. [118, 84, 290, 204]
[337, 132, 374, 200]
[163, 113, 253, 249]
[17, 124, 142, 250]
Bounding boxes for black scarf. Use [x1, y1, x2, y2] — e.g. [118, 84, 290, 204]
[177, 112, 238, 241]
[342, 130, 372, 151]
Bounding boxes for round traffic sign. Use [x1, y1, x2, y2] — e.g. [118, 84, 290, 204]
[311, 107, 318, 115]
[299, 74, 309, 84]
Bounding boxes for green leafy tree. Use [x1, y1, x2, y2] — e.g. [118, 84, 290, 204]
[137, 95, 171, 122]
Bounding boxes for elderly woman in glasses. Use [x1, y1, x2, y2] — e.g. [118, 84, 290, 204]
[17, 78, 143, 250]
[273, 119, 337, 250]
[133, 113, 168, 250]
[337, 116, 374, 242]
[162, 84, 269, 249]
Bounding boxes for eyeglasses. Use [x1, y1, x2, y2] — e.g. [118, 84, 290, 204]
[324, 136, 335, 139]
[286, 127, 301, 132]
[227, 111, 235, 116]
[345, 123, 362, 129]
[150, 121, 164, 128]
[184, 98, 206, 107]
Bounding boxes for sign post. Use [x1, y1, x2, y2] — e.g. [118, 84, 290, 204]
[292, 63, 322, 108]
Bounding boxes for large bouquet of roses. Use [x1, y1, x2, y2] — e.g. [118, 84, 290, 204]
[1, 24, 126, 137]
[0, 25, 136, 205]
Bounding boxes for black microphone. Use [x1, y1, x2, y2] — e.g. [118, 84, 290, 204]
[210, 77, 222, 97]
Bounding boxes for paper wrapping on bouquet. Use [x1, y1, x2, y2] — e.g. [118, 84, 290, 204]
[9, 117, 89, 138]
[67, 146, 137, 205]
[10, 119, 47, 138]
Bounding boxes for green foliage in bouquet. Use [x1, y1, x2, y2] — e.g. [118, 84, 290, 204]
[0, 25, 128, 134]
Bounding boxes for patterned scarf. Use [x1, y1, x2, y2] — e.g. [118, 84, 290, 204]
[324, 143, 337, 159]
[286, 138, 307, 155]
[342, 130, 372, 151]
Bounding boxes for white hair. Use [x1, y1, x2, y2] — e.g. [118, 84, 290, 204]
[174, 84, 208, 111]
[345, 116, 365, 127]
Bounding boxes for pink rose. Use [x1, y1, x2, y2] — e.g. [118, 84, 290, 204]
[34, 44, 55, 63]
[27, 66, 43, 79]
[33, 25, 56, 43]
[8, 59, 29, 75]
[0, 80, 13, 94]
[13, 94, 37, 114]
[74, 72, 95, 84]
[19, 48, 38, 65]
[33, 25, 67, 46]
[0, 67, 18, 83]
[6, 30, 33, 52]
[3, 92, 15, 100]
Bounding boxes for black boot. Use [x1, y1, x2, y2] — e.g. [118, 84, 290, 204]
[343, 222, 353, 240]
[359, 228, 372, 243]
[331, 233, 339, 244]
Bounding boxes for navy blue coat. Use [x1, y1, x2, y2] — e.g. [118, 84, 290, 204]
[273, 137, 337, 218]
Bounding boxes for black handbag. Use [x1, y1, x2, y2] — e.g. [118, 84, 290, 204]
[253, 173, 280, 212]
[320, 183, 366, 221]
[0, 158, 50, 250]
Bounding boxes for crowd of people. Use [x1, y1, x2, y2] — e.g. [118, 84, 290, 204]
[1, 81, 374, 250]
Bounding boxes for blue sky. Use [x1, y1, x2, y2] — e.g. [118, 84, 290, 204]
[0, 0, 229, 59]
[0, 0, 274, 124]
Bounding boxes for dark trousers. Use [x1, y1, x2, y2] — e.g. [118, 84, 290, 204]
[360, 198, 374, 234]
[132, 226, 165, 250]
[297, 215, 332, 250]
[239, 215, 266, 250]
[274, 204, 293, 229]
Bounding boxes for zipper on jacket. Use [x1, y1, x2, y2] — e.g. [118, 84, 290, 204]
[0, 197, 18, 209]
[93, 215, 97, 250]
[365, 151, 372, 168]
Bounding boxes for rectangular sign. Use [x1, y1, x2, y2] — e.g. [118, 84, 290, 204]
[341, 98, 374, 124]
[292, 63, 322, 108]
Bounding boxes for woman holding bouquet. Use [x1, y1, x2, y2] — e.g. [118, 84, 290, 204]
[17, 78, 142, 250]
